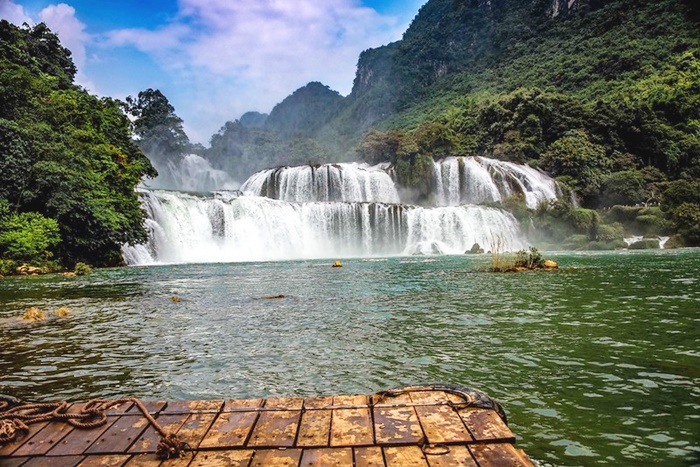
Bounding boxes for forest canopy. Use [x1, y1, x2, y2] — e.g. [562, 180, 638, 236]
[0, 20, 155, 271]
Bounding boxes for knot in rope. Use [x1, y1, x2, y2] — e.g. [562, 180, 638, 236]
[0, 419, 29, 445]
[157, 432, 190, 460]
[0, 397, 189, 460]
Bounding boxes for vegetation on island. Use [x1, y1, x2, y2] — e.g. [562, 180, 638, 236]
[0, 20, 155, 274]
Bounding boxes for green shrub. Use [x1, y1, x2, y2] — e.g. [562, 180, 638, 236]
[606, 206, 643, 224]
[74, 262, 92, 276]
[597, 223, 624, 242]
[0, 211, 60, 261]
[514, 247, 545, 268]
[562, 234, 589, 250]
[0, 259, 18, 276]
[664, 235, 686, 249]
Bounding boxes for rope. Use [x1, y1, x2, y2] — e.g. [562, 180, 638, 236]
[0, 398, 188, 460]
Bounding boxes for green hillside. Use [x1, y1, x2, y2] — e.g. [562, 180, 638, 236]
[224, 0, 700, 246]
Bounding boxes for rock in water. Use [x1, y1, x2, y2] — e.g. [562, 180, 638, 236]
[543, 260, 558, 269]
[21, 307, 46, 321]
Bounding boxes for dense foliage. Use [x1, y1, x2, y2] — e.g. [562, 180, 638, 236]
[124, 88, 190, 167]
[0, 20, 155, 269]
[345, 0, 700, 245]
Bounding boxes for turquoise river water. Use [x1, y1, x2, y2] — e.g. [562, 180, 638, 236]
[0, 250, 699, 465]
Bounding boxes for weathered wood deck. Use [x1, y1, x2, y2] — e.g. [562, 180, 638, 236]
[0, 386, 534, 466]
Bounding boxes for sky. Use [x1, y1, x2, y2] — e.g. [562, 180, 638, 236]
[0, 0, 426, 144]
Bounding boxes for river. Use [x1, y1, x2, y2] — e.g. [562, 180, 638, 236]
[0, 249, 698, 465]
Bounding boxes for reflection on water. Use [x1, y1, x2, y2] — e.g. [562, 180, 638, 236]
[1, 250, 699, 465]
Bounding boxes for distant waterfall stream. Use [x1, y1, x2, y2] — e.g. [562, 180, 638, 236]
[123, 157, 560, 265]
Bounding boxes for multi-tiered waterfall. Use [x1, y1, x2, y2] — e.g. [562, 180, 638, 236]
[123, 157, 560, 265]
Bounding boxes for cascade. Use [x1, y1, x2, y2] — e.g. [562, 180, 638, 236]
[123, 156, 560, 265]
[432, 157, 559, 208]
[122, 191, 525, 265]
[241, 163, 399, 204]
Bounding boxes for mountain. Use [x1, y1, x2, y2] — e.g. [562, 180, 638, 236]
[210, 0, 699, 246]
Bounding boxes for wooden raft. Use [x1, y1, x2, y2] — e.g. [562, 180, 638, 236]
[0, 387, 534, 466]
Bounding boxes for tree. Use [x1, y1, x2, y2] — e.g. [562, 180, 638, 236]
[125, 88, 190, 165]
[540, 130, 611, 204]
[0, 21, 156, 267]
[600, 170, 645, 207]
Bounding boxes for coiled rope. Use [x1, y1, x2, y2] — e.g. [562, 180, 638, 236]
[0, 397, 188, 460]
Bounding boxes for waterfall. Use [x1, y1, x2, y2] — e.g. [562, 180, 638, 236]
[123, 156, 563, 265]
[432, 157, 559, 208]
[122, 190, 525, 265]
[241, 163, 400, 204]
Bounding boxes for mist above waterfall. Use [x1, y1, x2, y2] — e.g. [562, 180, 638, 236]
[143, 154, 240, 192]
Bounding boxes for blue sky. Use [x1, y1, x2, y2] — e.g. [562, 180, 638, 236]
[1, 0, 425, 143]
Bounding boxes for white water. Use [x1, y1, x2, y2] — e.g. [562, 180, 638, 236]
[123, 156, 563, 265]
[624, 236, 670, 249]
[433, 157, 559, 208]
[123, 190, 525, 265]
[241, 162, 399, 204]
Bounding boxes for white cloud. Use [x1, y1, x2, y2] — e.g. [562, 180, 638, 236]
[38, 3, 92, 88]
[104, 0, 406, 142]
[0, 0, 32, 25]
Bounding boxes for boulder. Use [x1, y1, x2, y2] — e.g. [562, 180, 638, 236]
[16, 264, 45, 275]
[628, 239, 660, 250]
[465, 243, 485, 254]
[21, 307, 46, 321]
[543, 259, 558, 269]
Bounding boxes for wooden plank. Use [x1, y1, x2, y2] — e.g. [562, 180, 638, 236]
[469, 443, 535, 466]
[45, 401, 133, 457]
[188, 449, 254, 467]
[247, 409, 301, 447]
[372, 392, 412, 407]
[296, 396, 333, 447]
[408, 391, 450, 404]
[162, 400, 223, 414]
[85, 402, 167, 455]
[383, 446, 429, 467]
[413, 405, 473, 444]
[249, 448, 302, 466]
[264, 397, 303, 410]
[122, 453, 161, 466]
[373, 405, 423, 445]
[10, 419, 74, 457]
[222, 399, 264, 412]
[158, 451, 195, 467]
[333, 395, 369, 407]
[175, 411, 218, 449]
[330, 394, 373, 447]
[299, 447, 353, 466]
[354, 446, 385, 467]
[77, 454, 131, 466]
[458, 409, 515, 443]
[0, 458, 31, 467]
[0, 421, 49, 456]
[424, 445, 477, 467]
[127, 413, 190, 454]
[199, 399, 262, 449]
[22, 456, 86, 467]
[46, 421, 118, 456]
